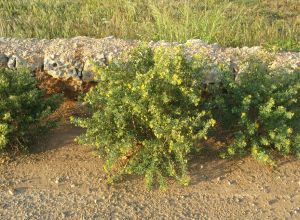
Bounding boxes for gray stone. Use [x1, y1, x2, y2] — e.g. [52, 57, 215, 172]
[7, 56, 17, 68]
[0, 36, 299, 92]
[82, 59, 97, 82]
[8, 189, 15, 196]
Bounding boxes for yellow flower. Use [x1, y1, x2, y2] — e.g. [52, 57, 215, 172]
[287, 128, 293, 134]
[210, 119, 216, 126]
[3, 113, 11, 120]
[172, 74, 182, 85]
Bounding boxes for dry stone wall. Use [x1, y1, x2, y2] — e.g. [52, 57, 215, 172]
[1, 36, 299, 91]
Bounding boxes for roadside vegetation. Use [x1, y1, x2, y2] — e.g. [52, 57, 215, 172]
[0, 0, 299, 51]
[1, 46, 299, 189]
[207, 58, 300, 164]
[71, 46, 300, 188]
[1, 0, 299, 189]
[0, 68, 62, 153]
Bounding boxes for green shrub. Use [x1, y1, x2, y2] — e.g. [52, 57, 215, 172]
[207, 60, 300, 164]
[0, 68, 62, 152]
[72, 47, 299, 188]
[71, 46, 216, 188]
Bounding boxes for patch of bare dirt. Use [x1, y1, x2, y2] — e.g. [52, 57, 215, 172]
[36, 71, 96, 99]
[0, 102, 299, 219]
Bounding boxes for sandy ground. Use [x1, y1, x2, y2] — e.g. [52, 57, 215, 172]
[0, 103, 299, 219]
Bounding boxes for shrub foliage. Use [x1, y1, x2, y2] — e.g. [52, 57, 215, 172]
[208, 60, 300, 163]
[71, 46, 216, 188]
[0, 68, 62, 152]
[73, 47, 300, 188]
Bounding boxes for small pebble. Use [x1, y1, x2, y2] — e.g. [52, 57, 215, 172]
[62, 211, 72, 218]
[227, 180, 237, 185]
[268, 199, 278, 205]
[216, 176, 225, 181]
[94, 199, 100, 204]
[8, 189, 15, 196]
[234, 197, 242, 203]
[294, 207, 300, 213]
[55, 177, 62, 184]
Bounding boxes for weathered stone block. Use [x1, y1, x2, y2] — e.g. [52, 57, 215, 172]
[0, 36, 299, 93]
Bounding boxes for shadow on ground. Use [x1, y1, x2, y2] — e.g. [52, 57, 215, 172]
[31, 123, 84, 153]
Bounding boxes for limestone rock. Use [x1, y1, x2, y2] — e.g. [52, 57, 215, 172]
[82, 60, 98, 82]
[7, 55, 17, 68]
[0, 36, 299, 93]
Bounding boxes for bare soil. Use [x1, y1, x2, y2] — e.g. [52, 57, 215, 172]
[0, 102, 299, 219]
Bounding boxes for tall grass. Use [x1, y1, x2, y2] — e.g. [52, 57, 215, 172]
[0, 0, 299, 51]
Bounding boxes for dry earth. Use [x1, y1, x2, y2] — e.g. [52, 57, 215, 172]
[0, 102, 299, 220]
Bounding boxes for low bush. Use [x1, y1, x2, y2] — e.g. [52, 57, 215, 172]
[207, 60, 300, 164]
[73, 47, 300, 188]
[0, 68, 62, 152]
[71, 46, 216, 188]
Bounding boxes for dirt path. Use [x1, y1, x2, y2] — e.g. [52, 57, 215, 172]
[0, 115, 300, 219]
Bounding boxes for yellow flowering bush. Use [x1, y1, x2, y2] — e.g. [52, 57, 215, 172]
[71, 45, 215, 188]
[207, 59, 300, 163]
[72, 47, 300, 188]
[0, 68, 62, 152]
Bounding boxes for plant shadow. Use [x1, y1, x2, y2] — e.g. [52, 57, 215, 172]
[188, 139, 241, 186]
[30, 100, 88, 154]
[30, 123, 84, 154]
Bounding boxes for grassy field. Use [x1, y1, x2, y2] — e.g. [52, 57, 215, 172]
[0, 0, 299, 51]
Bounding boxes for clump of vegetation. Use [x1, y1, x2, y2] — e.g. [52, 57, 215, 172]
[207, 60, 300, 164]
[73, 47, 300, 188]
[71, 46, 216, 189]
[0, 0, 299, 51]
[0, 68, 62, 152]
